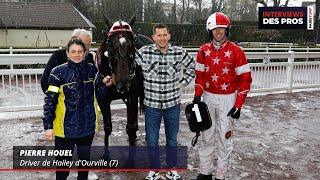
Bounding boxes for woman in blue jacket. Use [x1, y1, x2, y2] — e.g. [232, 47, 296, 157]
[43, 38, 111, 180]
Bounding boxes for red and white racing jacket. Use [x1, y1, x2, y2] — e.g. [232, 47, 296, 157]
[195, 40, 252, 108]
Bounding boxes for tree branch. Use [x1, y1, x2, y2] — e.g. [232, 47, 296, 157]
[284, 0, 289, 7]
[254, 0, 268, 7]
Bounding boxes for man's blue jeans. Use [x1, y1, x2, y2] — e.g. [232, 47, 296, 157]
[145, 104, 180, 168]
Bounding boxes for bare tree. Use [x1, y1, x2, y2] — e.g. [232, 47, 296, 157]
[254, 0, 290, 7]
[180, 0, 185, 23]
[193, 0, 203, 20]
[177, 0, 193, 23]
[211, 0, 224, 13]
[254, 0, 267, 6]
[143, 0, 167, 23]
[223, 0, 256, 21]
[273, 0, 290, 7]
[186, 0, 190, 22]
[172, 0, 177, 23]
[238, 0, 257, 21]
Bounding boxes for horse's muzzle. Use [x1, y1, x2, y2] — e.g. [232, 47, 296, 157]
[116, 81, 131, 94]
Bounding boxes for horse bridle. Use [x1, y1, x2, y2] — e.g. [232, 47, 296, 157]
[105, 29, 137, 82]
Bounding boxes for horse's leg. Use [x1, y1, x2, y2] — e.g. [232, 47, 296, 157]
[97, 94, 112, 159]
[126, 93, 138, 146]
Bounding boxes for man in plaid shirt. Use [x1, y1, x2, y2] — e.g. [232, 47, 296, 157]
[135, 23, 195, 180]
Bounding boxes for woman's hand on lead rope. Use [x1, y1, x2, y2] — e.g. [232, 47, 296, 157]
[102, 75, 113, 86]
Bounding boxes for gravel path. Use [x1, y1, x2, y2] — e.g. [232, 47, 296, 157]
[0, 91, 320, 180]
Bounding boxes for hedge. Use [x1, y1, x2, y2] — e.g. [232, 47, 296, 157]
[92, 21, 320, 47]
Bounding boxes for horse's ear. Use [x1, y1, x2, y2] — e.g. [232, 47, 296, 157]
[128, 14, 136, 26]
[103, 14, 112, 28]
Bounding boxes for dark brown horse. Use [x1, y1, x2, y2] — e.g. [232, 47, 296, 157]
[96, 15, 153, 149]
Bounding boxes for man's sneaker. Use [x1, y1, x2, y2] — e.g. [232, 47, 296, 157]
[166, 170, 181, 180]
[88, 171, 99, 180]
[145, 171, 160, 180]
[215, 171, 225, 180]
[192, 174, 213, 180]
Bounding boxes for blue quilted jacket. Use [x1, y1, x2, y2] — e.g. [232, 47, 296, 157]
[43, 59, 106, 138]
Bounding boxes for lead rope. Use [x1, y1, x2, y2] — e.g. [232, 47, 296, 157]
[191, 131, 201, 147]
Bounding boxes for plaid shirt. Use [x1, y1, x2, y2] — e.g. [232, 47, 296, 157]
[136, 44, 195, 109]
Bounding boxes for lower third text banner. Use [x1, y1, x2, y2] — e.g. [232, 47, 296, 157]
[13, 146, 188, 170]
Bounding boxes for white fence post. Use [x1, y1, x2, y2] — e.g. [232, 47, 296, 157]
[306, 46, 309, 61]
[9, 47, 14, 69]
[286, 51, 295, 93]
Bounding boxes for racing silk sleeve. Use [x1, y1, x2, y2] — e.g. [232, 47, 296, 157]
[194, 46, 206, 96]
[234, 49, 252, 108]
[181, 49, 195, 86]
[43, 68, 61, 130]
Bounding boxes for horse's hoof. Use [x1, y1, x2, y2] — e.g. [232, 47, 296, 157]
[129, 139, 136, 146]
[129, 141, 136, 146]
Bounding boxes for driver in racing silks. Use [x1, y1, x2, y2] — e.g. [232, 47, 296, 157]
[192, 12, 252, 180]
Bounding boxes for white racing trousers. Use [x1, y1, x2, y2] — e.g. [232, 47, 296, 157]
[199, 91, 236, 179]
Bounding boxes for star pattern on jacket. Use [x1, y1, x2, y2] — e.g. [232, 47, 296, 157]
[211, 74, 218, 82]
[213, 57, 220, 65]
[222, 67, 230, 74]
[224, 50, 231, 58]
[205, 65, 210, 72]
[205, 82, 210, 88]
[221, 83, 229, 90]
[194, 41, 252, 108]
[204, 49, 211, 57]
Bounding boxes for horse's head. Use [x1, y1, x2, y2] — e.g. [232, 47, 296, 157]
[99, 15, 137, 93]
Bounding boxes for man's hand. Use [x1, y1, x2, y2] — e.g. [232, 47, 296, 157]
[102, 75, 113, 86]
[193, 96, 201, 104]
[227, 107, 241, 119]
[45, 129, 54, 140]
